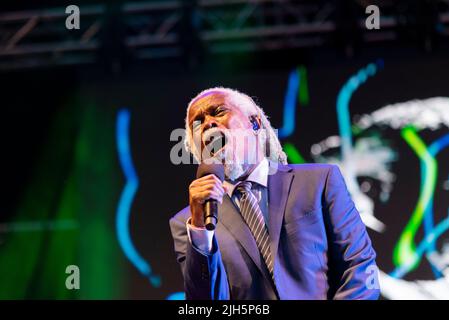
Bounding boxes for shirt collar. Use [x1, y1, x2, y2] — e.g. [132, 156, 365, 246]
[223, 157, 269, 198]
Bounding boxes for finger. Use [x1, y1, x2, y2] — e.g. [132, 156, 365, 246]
[192, 180, 225, 193]
[200, 174, 223, 186]
[192, 184, 225, 197]
[196, 174, 219, 183]
[191, 177, 218, 189]
[197, 190, 222, 203]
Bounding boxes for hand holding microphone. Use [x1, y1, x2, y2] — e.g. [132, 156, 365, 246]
[189, 163, 225, 230]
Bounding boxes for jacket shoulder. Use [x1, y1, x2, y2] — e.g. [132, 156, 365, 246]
[285, 163, 337, 176]
[280, 163, 341, 188]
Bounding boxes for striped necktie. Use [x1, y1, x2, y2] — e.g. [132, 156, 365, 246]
[235, 181, 274, 279]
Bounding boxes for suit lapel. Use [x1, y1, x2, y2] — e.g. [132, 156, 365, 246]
[218, 194, 270, 280]
[217, 162, 294, 287]
[267, 163, 294, 272]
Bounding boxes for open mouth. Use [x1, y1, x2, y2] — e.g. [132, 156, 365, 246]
[203, 129, 227, 157]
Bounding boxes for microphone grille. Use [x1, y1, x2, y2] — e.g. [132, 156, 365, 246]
[196, 163, 225, 182]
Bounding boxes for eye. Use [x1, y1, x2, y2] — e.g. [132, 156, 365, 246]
[214, 106, 227, 116]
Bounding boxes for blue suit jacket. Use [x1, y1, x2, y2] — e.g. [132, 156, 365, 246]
[169, 163, 380, 300]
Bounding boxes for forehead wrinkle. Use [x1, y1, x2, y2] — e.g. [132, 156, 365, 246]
[190, 90, 225, 106]
[188, 93, 228, 123]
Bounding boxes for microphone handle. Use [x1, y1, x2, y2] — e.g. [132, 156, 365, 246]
[204, 200, 218, 231]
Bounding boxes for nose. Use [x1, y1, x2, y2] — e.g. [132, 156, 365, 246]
[202, 115, 219, 132]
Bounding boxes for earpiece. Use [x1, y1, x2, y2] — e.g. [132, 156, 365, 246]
[250, 116, 260, 131]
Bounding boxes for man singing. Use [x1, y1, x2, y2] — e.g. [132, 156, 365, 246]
[169, 87, 380, 300]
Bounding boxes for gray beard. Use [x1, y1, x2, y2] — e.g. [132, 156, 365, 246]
[209, 129, 261, 181]
[224, 162, 246, 181]
[214, 145, 248, 181]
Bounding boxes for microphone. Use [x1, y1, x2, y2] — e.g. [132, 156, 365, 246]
[196, 163, 225, 231]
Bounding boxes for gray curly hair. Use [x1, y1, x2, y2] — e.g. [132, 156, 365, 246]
[184, 87, 287, 164]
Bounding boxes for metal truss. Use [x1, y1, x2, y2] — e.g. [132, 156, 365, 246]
[0, 0, 448, 70]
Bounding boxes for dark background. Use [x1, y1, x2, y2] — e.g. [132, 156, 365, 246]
[1, 0, 448, 299]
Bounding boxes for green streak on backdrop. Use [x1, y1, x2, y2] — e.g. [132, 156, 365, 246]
[283, 142, 305, 164]
[0, 97, 123, 299]
[298, 66, 309, 106]
[393, 126, 438, 272]
[76, 102, 124, 299]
